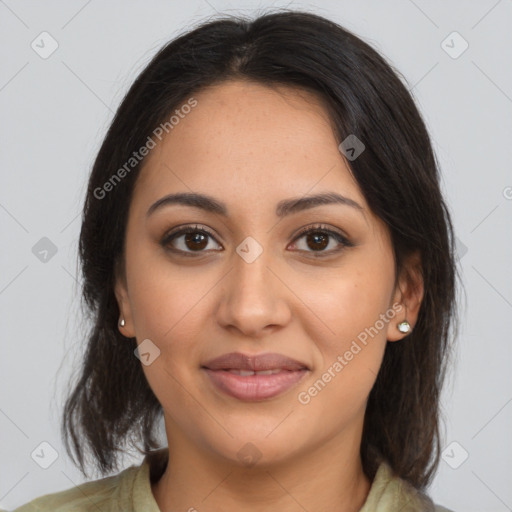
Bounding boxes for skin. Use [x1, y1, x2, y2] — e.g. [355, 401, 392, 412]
[115, 80, 423, 512]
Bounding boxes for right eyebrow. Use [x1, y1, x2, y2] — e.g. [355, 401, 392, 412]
[146, 191, 364, 218]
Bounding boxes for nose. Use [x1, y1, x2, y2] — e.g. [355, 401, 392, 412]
[215, 245, 292, 338]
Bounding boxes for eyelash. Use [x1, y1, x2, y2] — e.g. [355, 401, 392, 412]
[160, 223, 354, 258]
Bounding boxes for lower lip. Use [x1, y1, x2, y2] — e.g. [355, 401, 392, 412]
[202, 368, 309, 401]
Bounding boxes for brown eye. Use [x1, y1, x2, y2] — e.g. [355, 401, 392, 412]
[305, 231, 329, 251]
[161, 225, 222, 255]
[183, 231, 208, 251]
[290, 224, 353, 256]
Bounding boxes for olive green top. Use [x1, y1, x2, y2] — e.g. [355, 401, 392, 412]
[7, 448, 453, 511]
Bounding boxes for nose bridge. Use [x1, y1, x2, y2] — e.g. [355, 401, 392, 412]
[216, 237, 291, 336]
[234, 242, 272, 297]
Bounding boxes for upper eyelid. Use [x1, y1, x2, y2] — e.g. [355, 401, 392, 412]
[163, 223, 346, 240]
[293, 224, 349, 240]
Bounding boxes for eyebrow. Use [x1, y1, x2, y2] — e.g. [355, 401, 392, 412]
[146, 191, 363, 218]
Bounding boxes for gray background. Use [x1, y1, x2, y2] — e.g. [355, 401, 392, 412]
[1, 1, 511, 510]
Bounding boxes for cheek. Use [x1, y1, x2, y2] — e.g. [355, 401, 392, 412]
[294, 258, 395, 405]
[124, 254, 222, 409]
[295, 278, 391, 423]
[299, 263, 395, 351]
[125, 261, 207, 410]
[125, 235, 214, 341]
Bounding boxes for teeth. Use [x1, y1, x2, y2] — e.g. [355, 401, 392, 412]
[226, 369, 283, 376]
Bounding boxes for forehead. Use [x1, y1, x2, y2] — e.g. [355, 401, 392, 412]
[133, 80, 366, 215]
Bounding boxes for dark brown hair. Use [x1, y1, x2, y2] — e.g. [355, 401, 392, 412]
[62, 9, 459, 490]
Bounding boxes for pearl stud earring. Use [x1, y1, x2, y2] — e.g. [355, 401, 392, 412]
[397, 320, 410, 333]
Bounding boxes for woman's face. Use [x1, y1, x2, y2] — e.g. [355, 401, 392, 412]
[115, 80, 422, 467]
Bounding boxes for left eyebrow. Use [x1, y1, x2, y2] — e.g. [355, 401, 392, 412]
[146, 191, 364, 218]
[275, 192, 363, 217]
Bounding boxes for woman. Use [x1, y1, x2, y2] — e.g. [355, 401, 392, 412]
[12, 10, 458, 512]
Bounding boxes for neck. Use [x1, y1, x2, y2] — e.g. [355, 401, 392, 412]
[152, 423, 371, 512]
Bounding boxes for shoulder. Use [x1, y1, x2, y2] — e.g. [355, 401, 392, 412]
[9, 462, 143, 512]
[361, 461, 454, 512]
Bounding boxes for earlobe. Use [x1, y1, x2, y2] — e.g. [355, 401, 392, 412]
[114, 262, 135, 338]
[386, 304, 412, 342]
[386, 251, 424, 342]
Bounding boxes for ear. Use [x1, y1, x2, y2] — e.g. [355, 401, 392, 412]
[386, 250, 424, 342]
[114, 258, 136, 338]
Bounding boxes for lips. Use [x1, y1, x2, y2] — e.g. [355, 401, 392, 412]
[201, 352, 310, 401]
[202, 352, 309, 372]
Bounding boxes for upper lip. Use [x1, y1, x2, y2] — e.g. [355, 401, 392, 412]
[202, 352, 309, 371]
